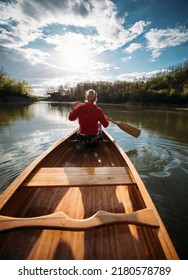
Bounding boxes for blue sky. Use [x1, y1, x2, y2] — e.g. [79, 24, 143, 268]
[0, 0, 188, 96]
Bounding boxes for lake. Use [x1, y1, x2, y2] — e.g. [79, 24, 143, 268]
[0, 101, 188, 259]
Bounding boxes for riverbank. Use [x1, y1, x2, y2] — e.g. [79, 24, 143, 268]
[0, 95, 38, 104]
[98, 101, 188, 110]
[1, 96, 187, 111]
[44, 99, 188, 111]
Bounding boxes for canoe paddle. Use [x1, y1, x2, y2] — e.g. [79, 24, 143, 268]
[109, 119, 141, 138]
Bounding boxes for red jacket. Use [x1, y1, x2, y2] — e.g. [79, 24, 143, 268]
[69, 102, 109, 135]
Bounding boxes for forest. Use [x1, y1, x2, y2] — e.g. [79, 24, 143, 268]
[0, 61, 188, 106]
[48, 61, 188, 106]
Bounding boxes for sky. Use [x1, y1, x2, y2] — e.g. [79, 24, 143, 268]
[0, 0, 188, 96]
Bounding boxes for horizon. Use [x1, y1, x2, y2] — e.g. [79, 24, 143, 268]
[0, 0, 188, 96]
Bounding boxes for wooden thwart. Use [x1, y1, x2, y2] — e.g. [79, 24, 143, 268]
[0, 208, 159, 232]
[22, 167, 134, 187]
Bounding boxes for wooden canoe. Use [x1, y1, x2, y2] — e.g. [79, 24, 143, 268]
[0, 129, 178, 260]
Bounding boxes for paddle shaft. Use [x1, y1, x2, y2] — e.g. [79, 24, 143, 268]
[109, 119, 141, 138]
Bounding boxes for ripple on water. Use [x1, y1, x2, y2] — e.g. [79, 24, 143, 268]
[128, 141, 187, 179]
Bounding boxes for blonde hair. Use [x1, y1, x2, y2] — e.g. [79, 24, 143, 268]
[85, 89, 97, 103]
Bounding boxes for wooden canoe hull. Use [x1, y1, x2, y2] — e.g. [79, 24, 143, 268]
[0, 129, 178, 259]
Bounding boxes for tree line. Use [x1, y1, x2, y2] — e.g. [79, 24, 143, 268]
[0, 68, 35, 102]
[1, 61, 187, 105]
[47, 61, 188, 106]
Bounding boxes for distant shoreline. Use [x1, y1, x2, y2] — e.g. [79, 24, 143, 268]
[0, 95, 38, 105]
[1, 97, 187, 110]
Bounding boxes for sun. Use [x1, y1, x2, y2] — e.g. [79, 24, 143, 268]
[57, 35, 91, 71]
[63, 44, 90, 70]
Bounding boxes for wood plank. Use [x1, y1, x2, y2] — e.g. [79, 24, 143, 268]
[22, 167, 134, 187]
[33, 167, 130, 175]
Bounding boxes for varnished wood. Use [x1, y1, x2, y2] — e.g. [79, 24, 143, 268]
[109, 119, 141, 138]
[23, 167, 134, 187]
[0, 128, 179, 260]
[0, 208, 159, 232]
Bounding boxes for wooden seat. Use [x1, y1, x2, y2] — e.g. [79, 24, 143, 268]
[22, 167, 135, 187]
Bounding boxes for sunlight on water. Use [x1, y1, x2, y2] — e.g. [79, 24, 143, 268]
[0, 102, 78, 192]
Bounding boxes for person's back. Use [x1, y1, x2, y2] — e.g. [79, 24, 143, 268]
[68, 89, 109, 138]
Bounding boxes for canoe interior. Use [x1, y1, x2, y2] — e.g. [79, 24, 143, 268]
[0, 130, 177, 260]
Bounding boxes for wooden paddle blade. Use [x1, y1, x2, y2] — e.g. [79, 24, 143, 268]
[116, 122, 141, 138]
[109, 119, 141, 138]
[0, 208, 159, 232]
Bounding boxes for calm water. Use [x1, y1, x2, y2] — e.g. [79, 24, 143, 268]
[0, 102, 188, 259]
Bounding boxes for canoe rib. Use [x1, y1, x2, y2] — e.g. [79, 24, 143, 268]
[0, 208, 159, 232]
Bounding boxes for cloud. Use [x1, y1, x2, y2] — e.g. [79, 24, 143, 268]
[0, 1, 44, 48]
[19, 48, 51, 65]
[129, 20, 150, 35]
[117, 69, 167, 81]
[44, 32, 98, 56]
[145, 27, 188, 61]
[0, 0, 151, 90]
[31, 65, 114, 96]
[0, 0, 149, 51]
[124, 43, 142, 53]
[121, 42, 142, 63]
[19, 0, 93, 21]
[0, 1, 84, 49]
[121, 56, 132, 62]
[1, 0, 175, 96]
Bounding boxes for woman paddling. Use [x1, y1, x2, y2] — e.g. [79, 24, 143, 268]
[68, 89, 109, 141]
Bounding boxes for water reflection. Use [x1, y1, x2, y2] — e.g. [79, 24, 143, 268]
[0, 104, 34, 128]
[101, 105, 188, 143]
[0, 102, 77, 192]
[47, 102, 72, 118]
